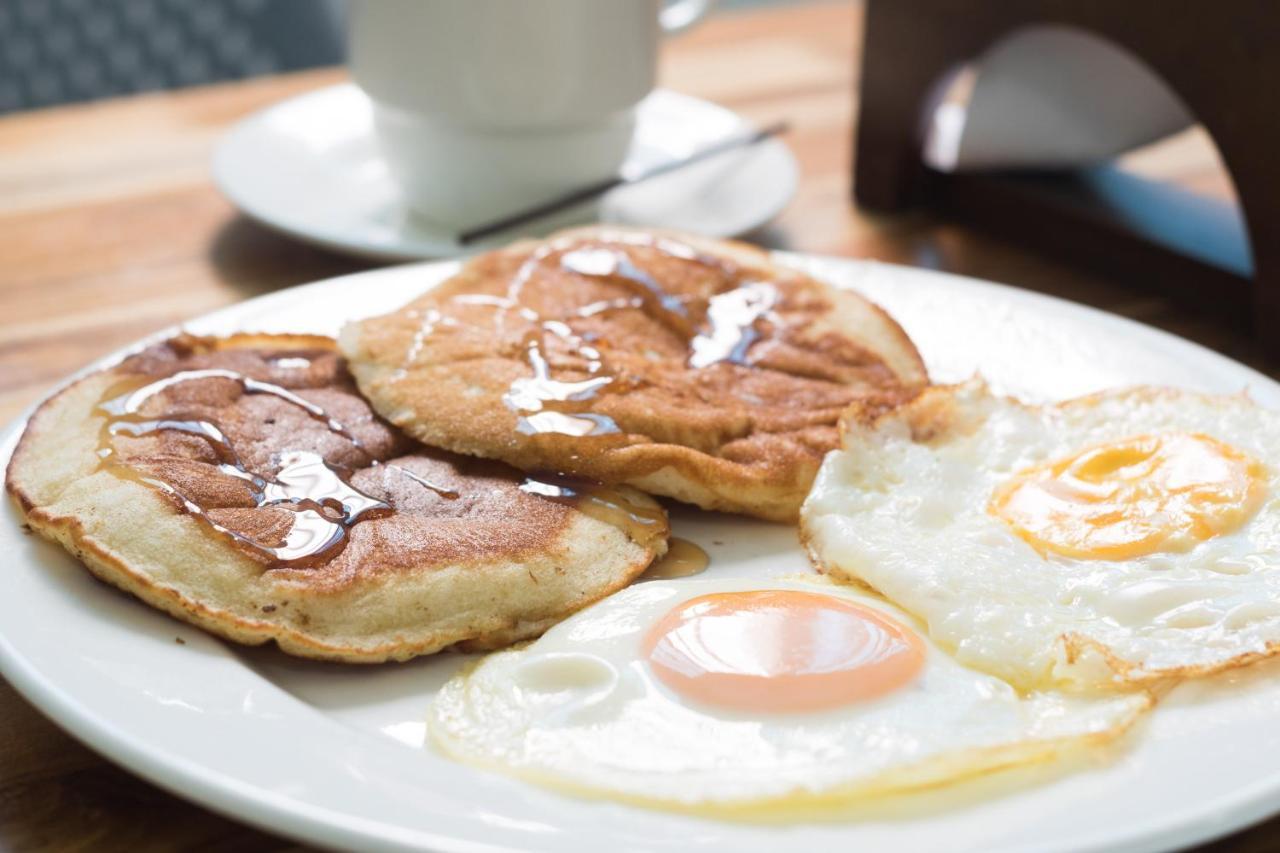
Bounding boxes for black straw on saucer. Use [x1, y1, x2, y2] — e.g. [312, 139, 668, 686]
[457, 120, 790, 245]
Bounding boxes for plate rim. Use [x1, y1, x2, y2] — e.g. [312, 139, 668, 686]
[3, 254, 1280, 853]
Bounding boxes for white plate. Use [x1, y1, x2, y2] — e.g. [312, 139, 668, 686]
[213, 85, 799, 261]
[4, 256, 1280, 853]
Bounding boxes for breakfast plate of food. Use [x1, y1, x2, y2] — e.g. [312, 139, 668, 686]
[4, 227, 1280, 852]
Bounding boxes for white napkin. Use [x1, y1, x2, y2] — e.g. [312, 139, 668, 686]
[923, 25, 1193, 172]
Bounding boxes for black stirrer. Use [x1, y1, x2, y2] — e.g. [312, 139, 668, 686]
[457, 120, 790, 245]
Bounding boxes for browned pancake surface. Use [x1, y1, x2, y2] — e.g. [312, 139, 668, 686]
[7, 334, 667, 661]
[342, 227, 928, 520]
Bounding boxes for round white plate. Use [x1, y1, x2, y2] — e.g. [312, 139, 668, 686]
[213, 84, 799, 261]
[4, 257, 1280, 853]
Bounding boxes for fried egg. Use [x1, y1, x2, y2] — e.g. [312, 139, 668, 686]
[802, 380, 1280, 692]
[427, 577, 1147, 813]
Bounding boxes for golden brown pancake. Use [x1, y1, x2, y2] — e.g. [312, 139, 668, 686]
[5, 334, 667, 662]
[341, 226, 928, 521]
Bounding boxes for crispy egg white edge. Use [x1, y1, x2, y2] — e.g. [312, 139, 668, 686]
[802, 379, 1280, 693]
[425, 575, 1150, 815]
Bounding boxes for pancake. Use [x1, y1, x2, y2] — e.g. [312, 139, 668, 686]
[5, 334, 668, 663]
[340, 227, 927, 521]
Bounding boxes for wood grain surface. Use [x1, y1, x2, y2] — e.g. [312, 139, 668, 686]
[0, 2, 1270, 850]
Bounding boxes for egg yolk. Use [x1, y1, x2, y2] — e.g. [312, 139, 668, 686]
[643, 590, 925, 713]
[990, 432, 1266, 560]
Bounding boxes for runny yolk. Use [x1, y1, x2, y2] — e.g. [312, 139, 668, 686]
[642, 590, 925, 713]
[990, 432, 1266, 560]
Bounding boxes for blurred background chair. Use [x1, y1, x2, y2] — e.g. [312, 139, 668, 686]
[0, 0, 803, 115]
[0, 0, 344, 114]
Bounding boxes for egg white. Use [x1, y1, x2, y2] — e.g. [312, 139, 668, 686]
[427, 576, 1147, 813]
[803, 379, 1280, 692]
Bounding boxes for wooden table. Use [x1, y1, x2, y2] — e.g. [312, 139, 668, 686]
[0, 2, 1269, 849]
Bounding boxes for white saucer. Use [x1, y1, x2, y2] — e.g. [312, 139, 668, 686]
[213, 84, 798, 261]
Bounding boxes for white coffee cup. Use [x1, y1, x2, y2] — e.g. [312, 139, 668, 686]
[348, 0, 716, 231]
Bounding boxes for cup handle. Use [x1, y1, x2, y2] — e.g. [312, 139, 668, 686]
[659, 0, 717, 36]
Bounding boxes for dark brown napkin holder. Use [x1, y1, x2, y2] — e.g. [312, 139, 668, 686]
[853, 0, 1276, 354]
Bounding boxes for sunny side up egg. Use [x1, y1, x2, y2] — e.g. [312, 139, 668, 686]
[802, 380, 1280, 693]
[427, 577, 1147, 813]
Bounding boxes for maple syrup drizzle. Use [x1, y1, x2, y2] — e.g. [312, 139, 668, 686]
[108, 419, 240, 465]
[688, 281, 778, 368]
[393, 295, 537, 382]
[502, 327, 620, 436]
[556, 233, 774, 366]
[517, 411, 619, 437]
[395, 234, 777, 439]
[452, 294, 523, 310]
[461, 245, 620, 436]
[575, 297, 644, 318]
[249, 450, 390, 564]
[487, 319, 619, 436]
[641, 537, 710, 580]
[519, 474, 667, 548]
[96, 370, 391, 569]
[560, 247, 693, 335]
[542, 319, 603, 366]
[498, 239, 700, 437]
[509, 332, 613, 404]
[118, 468, 353, 566]
[393, 308, 449, 382]
[533, 236, 773, 407]
[387, 464, 461, 500]
[100, 368, 363, 448]
[582, 230, 721, 268]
